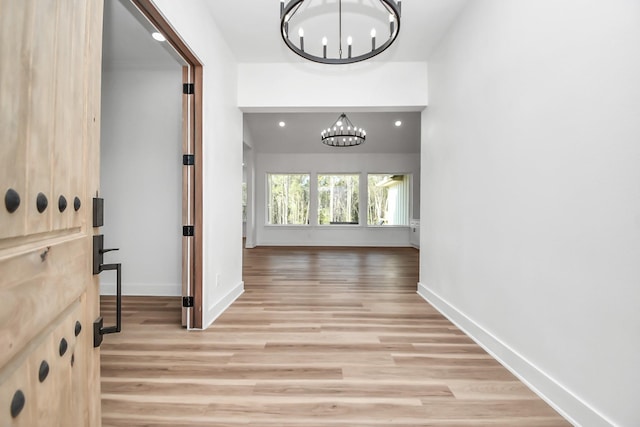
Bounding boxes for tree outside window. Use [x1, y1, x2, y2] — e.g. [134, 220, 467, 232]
[318, 174, 359, 225]
[368, 174, 410, 226]
[242, 182, 247, 222]
[267, 174, 310, 225]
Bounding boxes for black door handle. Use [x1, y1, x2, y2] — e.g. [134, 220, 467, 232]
[99, 263, 121, 334]
[93, 262, 122, 347]
[92, 234, 123, 347]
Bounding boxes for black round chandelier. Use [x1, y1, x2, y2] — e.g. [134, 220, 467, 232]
[280, 0, 402, 65]
[321, 113, 366, 147]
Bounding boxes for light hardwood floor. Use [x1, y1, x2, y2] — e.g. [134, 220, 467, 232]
[100, 246, 570, 426]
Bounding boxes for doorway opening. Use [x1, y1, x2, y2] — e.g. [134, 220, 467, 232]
[101, 0, 203, 329]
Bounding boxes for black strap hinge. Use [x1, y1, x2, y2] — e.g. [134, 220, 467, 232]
[183, 154, 195, 166]
[182, 296, 194, 308]
[183, 225, 195, 237]
[183, 83, 194, 95]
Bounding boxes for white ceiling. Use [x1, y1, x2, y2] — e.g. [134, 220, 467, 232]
[204, 0, 468, 63]
[103, 0, 469, 154]
[245, 111, 421, 153]
[102, 0, 184, 69]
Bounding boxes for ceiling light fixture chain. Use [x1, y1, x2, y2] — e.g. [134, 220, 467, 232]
[339, 0, 342, 59]
[280, 0, 402, 65]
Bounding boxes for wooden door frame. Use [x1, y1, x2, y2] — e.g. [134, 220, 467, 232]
[127, 0, 204, 329]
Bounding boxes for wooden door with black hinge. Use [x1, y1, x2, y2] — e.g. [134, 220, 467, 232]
[0, 0, 104, 425]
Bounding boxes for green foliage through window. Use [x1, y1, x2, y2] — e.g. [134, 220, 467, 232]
[267, 174, 310, 225]
[318, 174, 359, 225]
[242, 182, 247, 222]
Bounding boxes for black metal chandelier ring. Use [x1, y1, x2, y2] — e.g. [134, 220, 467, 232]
[321, 113, 366, 147]
[280, 0, 402, 65]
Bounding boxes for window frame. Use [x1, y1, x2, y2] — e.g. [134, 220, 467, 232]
[316, 173, 361, 226]
[366, 173, 412, 228]
[265, 173, 311, 226]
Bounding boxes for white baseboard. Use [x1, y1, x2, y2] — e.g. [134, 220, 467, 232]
[417, 282, 615, 427]
[100, 281, 181, 296]
[256, 241, 413, 247]
[200, 281, 244, 330]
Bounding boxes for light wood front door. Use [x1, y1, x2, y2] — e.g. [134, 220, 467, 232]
[0, 0, 104, 425]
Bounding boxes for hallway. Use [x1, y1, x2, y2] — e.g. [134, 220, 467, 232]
[100, 246, 569, 426]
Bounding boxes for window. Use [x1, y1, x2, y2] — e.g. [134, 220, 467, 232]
[368, 174, 410, 226]
[318, 174, 359, 225]
[242, 182, 247, 222]
[267, 174, 310, 225]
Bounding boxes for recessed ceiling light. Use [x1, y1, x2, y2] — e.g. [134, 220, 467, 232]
[152, 32, 166, 42]
[394, 120, 402, 127]
[279, 121, 286, 127]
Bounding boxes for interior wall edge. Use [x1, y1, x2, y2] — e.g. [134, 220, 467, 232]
[200, 281, 245, 331]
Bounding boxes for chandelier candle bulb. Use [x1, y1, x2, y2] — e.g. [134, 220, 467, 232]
[389, 14, 395, 36]
[347, 36, 353, 58]
[280, 0, 284, 14]
[299, 27, 304, 51]
[371, 28, 376, 50]
[322, 36, 328, 58]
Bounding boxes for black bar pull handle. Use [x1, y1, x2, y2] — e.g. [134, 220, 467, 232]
[93, 262, 122, 347]
[92, 234, 123, 347]
[101, 263, 121, 334]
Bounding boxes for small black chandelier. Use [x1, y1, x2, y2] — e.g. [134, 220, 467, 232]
[321, 113, 366, 147]
[280, 0, 402, 65]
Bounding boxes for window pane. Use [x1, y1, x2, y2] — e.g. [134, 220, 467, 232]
[267, 174, 310, 225]
[318, 174, 359, 225]
[368, 174, 410, 226]
[242, 182, 247, 222]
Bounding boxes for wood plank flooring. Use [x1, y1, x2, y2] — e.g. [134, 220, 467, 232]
[100, 246, 570, 426]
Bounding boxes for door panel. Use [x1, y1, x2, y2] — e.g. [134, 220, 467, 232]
[51, 0, 74, 232]
[0, 0, 103, 425]
[0, 237, 87, 368]
[0, 0, 32, 240]
[0, 302, 83, 426]
[25, 0, 55, 235]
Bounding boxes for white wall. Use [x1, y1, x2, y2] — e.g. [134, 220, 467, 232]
[419, 1, 640, 426]
[153, 0, 244, 328]
[101, 67, 182, 296]
[238, 62, 428, 111]
[255, 153, 419, 246]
